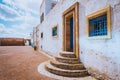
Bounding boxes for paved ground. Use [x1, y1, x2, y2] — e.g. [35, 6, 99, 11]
[0, 46, 53, 80]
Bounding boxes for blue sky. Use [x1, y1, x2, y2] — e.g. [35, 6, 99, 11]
[0, 0, 42, 38]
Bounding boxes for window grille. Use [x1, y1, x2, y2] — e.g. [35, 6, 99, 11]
[89, 14, 107, 37]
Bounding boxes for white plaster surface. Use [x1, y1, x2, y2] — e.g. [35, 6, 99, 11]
[36, 0, 120, 79]
[79, 0, 120, 79]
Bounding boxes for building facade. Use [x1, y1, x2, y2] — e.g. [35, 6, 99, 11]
[33, 27, 37, 47]
[0, 38, 25, 46]
[33, 24, 40, 48]
[33, 0, 120, 79]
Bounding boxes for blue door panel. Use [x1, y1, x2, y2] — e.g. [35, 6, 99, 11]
[70, 17, 74, 50]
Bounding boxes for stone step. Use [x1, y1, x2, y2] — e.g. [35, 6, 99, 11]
[60, 51, 76, 58]
[50, 59, 85, 70]
[45, 62, 89, 77]
[55, 56, 80, 64]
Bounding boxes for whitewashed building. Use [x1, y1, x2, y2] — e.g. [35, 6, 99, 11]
[33, 25, 40, 48]
[33, 0, 120, 79]
[33, 27, 37, 47]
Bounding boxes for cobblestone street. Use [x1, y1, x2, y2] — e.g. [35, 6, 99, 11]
[0, 46, 53, 80]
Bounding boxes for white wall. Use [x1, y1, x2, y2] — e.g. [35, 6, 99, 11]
[40, 0, 57, 18]
[45, 0, 57, 16]
[33, 27, 36, 46]
[39, 0, 120, 79]
[39, 0, 45, 24]
[79, 0, 120, 79]
[39, 0, 78, 56]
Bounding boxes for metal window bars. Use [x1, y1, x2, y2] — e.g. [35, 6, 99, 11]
[89, 14, 107, 37]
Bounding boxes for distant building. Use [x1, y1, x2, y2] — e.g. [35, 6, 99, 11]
[33, 27, 37, 47]
[0, 38, 31, 46]
[0, 38, 25, 46]
[25, 39, 31, 46]
[32, 25, 40, 48]
[32, 0, 120, 79]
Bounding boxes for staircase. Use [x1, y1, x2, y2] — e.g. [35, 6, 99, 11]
[45, 52, 89, 77]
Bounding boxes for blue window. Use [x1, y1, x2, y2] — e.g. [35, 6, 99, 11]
[52, 26, 57, 37]
[41, 32, 43, 38]
[89, 14, 107, 37]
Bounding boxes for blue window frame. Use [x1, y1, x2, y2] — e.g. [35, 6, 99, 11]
[52, 26, 57, 37]
[89, 14, 107, 37]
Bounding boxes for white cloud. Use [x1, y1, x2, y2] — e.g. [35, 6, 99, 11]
[3, 0, 43, 15]
[0, 3, 21, 21]
[11, 13, 39, 31]
[0, 24, 5, 32]
[0, 0, 42, 38]
[0, 0, 42, 22]
[0, 23, 30, 38]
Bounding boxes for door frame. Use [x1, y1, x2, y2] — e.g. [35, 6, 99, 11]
[62, 2, 79, 58]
